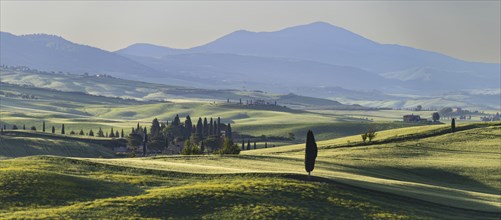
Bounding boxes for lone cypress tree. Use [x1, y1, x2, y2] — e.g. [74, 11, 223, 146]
[265, 142, 268, 148]
[247, 140, 251, 150]
[42, 121, 45, 132]
[253, 141, 256, 149]
[61, 124, 65, 135]
[23, 124, 25, 130]
[451, 118, 456, 133]
[305, 130, 318, 179]
[51, 126, 55, 133]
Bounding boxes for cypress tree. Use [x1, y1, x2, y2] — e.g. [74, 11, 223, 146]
[61, 124, 65, 134]
[305, 130, 318, 179]
[136, 123, 140, 132]
[116, 131, 119, 137]
[151, 118, 160, 137]
[254, 141, 256, 149]
[23, 124, 25, 130]
[142, 127, 148, 156]
[110, 128, 115, 138]
[247, 140, 251, 150]
[79, 129, 84, 135]
[173, 114, 181, 126]
[265, 142, 268, 148]
[42, 121, 45, 132]
[217, 117, 221, 136]
[213, 122, 218, 136]
[3, 124, 6, 130]
[97, 128, 104, 137]
[203, 118, 208, 137]
[451, 118, 456, 133]
[209, 118, 213, 136]
[241, 140, 245, 150]
[185, 115, 193, 138]
[121, 129, 124, 138]
[226, 123, 233, 140]
[89, 129, 94, 136]
[12, 125, 18, 130]
[200, 141, 205, 154]
[51, 126, 55, 133]
[196, 117, 203, 140]
[30, 126, 36, 131]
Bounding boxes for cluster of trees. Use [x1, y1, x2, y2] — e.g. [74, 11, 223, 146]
[127, 115, 238, 155]
[361, 129, 377, 143]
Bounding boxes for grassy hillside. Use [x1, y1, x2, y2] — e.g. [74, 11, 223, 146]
[84, 123, 501, 214]
[0, 131, 123, 159]
[1, 155, 498, 219]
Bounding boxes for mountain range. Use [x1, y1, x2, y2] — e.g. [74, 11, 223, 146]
[1, 21, 499, 99]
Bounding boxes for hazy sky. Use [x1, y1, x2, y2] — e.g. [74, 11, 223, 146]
[1, 1, 500, 63]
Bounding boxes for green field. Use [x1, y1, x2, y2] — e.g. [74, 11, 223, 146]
[1, 123, 500, 219]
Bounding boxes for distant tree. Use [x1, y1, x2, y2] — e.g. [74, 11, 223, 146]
[106, 132, 108, 138]
[217, 117, 221, 135]
[367, 130, 377, 142]
[439, 107, 453, 116]
[265, 142, 268, 148]
[213, 121, 218, 136]
[246, 140, 251, 150]
[361, 133, 368, 143]
[51, 126, 55, 133]
[451, 118, 456, 133]
[241, 140, 245, 150]
[42, 121, 45, 132]
[203, 118, 209, 137]
[253, 141, 257, 149]
[89, 129, 94, 136]
[305, 130, 318, 179]
[142, 127, 148, 156]
[121, 129, 124, 138]
[115, 131, 119, 137]
[215, 137, 240, 155]
[226, 123, 233, 140]
[196, 117, 203, 141]
[127, 132, 142, 147]
[70, 130, 75, 135]
[30, 126, 36, 131]
[109, 128, 115, 138]
[12, 125, 18, 130]
[172, 114, 181, 126]
[97, 128, 105, 137]
[151, 118, 161, 138]
[288, 133, 295, 140]
[415, 105, 423, 111]
[432, 112, 440, 122]
[61, 124, 65, 134]
[3, 124, 6, 130]
[185, 115, 193, 138]
[23, 124, 25, 130]
[79, 129, 84, 135]
[209, 118, 213, 136]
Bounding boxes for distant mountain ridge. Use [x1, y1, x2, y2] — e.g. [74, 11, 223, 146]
[1, 21, 500, 98]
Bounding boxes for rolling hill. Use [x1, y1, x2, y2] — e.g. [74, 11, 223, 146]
[0, 123, 499, 218]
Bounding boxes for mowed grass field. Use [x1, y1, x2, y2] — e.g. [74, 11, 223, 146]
[1, 122, 499, 219]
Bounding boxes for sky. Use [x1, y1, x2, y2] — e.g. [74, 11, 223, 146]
[1, 1, 500, 63]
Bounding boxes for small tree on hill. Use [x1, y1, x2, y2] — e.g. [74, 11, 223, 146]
[432, 112, 440, 122]
[305, 130, 318, 179]
[367, 130, 377, 142]
[23, 124, 25, 130]
[12, 125, 18, 130]
[97, 128, 105, 137]
[265, 142, 268, 148]
[241, 140, 245, 150]
[61, 124, 65, 135]
[51, 126, 55, 133]
[253, 141, 256, 149]
[215, 137, 240, 155]
[30, 126, 36, 131]
[361, 133, 368, 143]
[89, 129, 94, 136]
[247, 140, 251, 150]
[121, 129, 124, 138]
[109, 128, 115, 138]
[70, 130, 75, 135]
[115, 131, 119, 138]
[42, 121, 45, 132]
[451, 118, 456, 133]
[79, 129, 84, 135]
